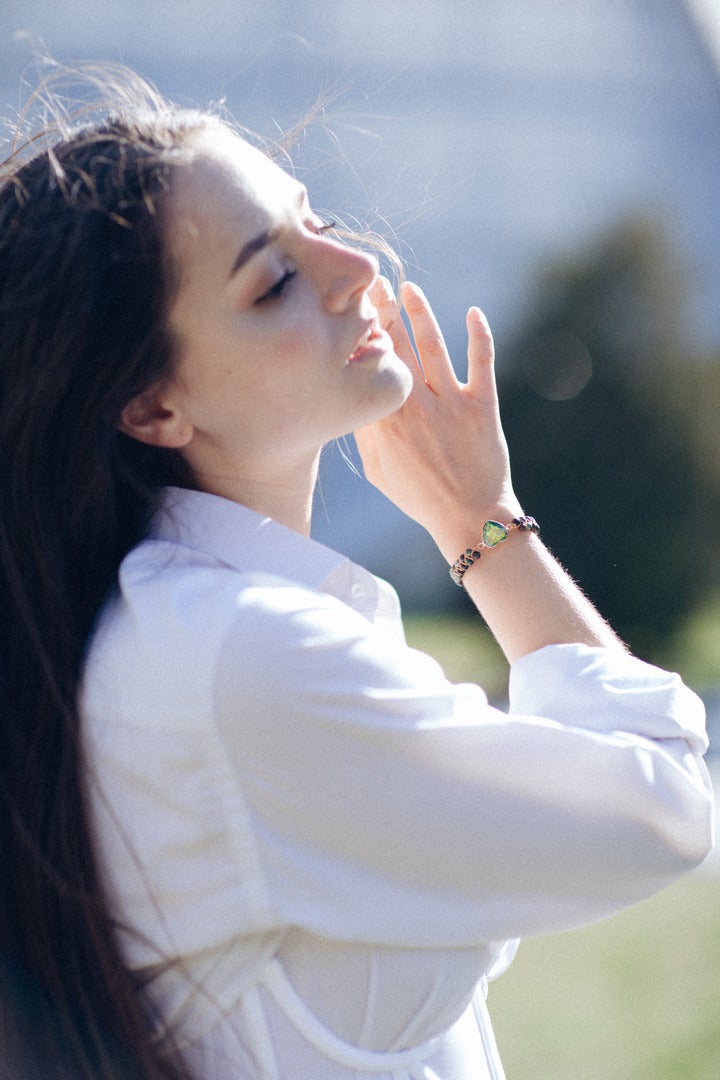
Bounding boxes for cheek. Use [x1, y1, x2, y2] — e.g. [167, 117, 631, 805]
[271, 305, 332, 367]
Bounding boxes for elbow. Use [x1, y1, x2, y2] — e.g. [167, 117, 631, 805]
[664, 796, 714, 871]
[639, 769, 715, 875]
[626, 740, 715, 874]
[600, 746, 716, 888]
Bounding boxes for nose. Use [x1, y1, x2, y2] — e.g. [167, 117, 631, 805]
[320, 240, 379, 313]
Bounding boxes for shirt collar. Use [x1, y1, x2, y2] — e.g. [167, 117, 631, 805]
[151, 486, 361, 594]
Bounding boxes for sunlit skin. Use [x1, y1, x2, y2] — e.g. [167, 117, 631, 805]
[119, 121, 622, 662]
[121, 125, 412, 533]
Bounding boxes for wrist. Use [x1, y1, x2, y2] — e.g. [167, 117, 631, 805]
[432, 496, 525, 564]
[448, 515, 540, 587]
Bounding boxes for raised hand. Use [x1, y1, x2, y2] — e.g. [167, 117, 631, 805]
[356, 277, 621, 659]
[355, 277, 522, 563]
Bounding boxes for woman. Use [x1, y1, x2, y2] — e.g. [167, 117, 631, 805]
[0, 67, 712, 1079]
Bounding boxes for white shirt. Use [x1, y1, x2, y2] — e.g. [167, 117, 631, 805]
[81, 487, 713, 1080]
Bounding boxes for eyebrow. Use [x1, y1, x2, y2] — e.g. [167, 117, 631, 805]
[228, 226, 280, 280]
[227, 185, 309, 281]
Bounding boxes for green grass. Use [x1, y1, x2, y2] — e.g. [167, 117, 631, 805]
[489, 873, 720, 1080]
[402, 611, 509, 700]
[659, 591, 720, 689]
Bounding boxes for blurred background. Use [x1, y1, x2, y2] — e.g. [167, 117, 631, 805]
[1, 2, 718, 1076]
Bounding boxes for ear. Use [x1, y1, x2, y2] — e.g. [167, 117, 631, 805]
[118, 385, 193, 448]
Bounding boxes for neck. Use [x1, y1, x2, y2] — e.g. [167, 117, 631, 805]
[189, 454, 320, 536]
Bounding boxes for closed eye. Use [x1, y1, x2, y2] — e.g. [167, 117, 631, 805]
[255, 220, 336, 304]
[256, 269, 297, 304]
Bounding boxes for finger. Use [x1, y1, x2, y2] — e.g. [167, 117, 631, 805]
[400, 282, 459, 392]
[465, 306, 498, 401]
[369, 276, 423, 383]
[368, 275, 397, 332]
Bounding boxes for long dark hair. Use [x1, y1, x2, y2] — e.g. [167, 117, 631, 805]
[0, 67, 213, 1077]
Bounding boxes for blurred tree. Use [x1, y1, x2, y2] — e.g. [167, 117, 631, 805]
[497, 220, 720, 656]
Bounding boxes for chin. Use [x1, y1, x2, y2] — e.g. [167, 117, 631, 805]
[378, 351, 413, 397]
[362, 374, 412, 427]
[382, 351, 413, 389]
[388, 361, 414, 408]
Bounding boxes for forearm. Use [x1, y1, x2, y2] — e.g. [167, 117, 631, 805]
[452, 525, 625, 663]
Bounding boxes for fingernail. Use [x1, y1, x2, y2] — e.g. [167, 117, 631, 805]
[403, 281, 425, 301]
[467, 306, 488, 326]
[372, 275, 395, 302]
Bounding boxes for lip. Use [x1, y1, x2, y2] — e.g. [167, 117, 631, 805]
[346, 321, 390, 363]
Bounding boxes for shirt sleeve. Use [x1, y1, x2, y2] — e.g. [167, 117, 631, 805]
[214, 580, 714, 948]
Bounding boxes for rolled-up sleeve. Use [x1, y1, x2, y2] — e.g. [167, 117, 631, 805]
[214, 583, 714, 948]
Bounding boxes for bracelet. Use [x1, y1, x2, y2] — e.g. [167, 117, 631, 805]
[449, 516, 540, 587]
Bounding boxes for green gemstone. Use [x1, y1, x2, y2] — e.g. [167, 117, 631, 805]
[483, 520, 508, 547]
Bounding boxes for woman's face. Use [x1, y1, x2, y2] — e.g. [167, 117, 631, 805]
[161, 125, 412, 486]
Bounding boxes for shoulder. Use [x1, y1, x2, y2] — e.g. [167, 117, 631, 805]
[83, 534, 447, 734]
[82, 537, 345, 731]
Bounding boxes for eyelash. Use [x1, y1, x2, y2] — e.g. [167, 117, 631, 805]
[255, 220, 337, 304]
[257, 270, 297, 303]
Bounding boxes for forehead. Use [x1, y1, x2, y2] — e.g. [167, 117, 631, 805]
[166, 127, 300, 267]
